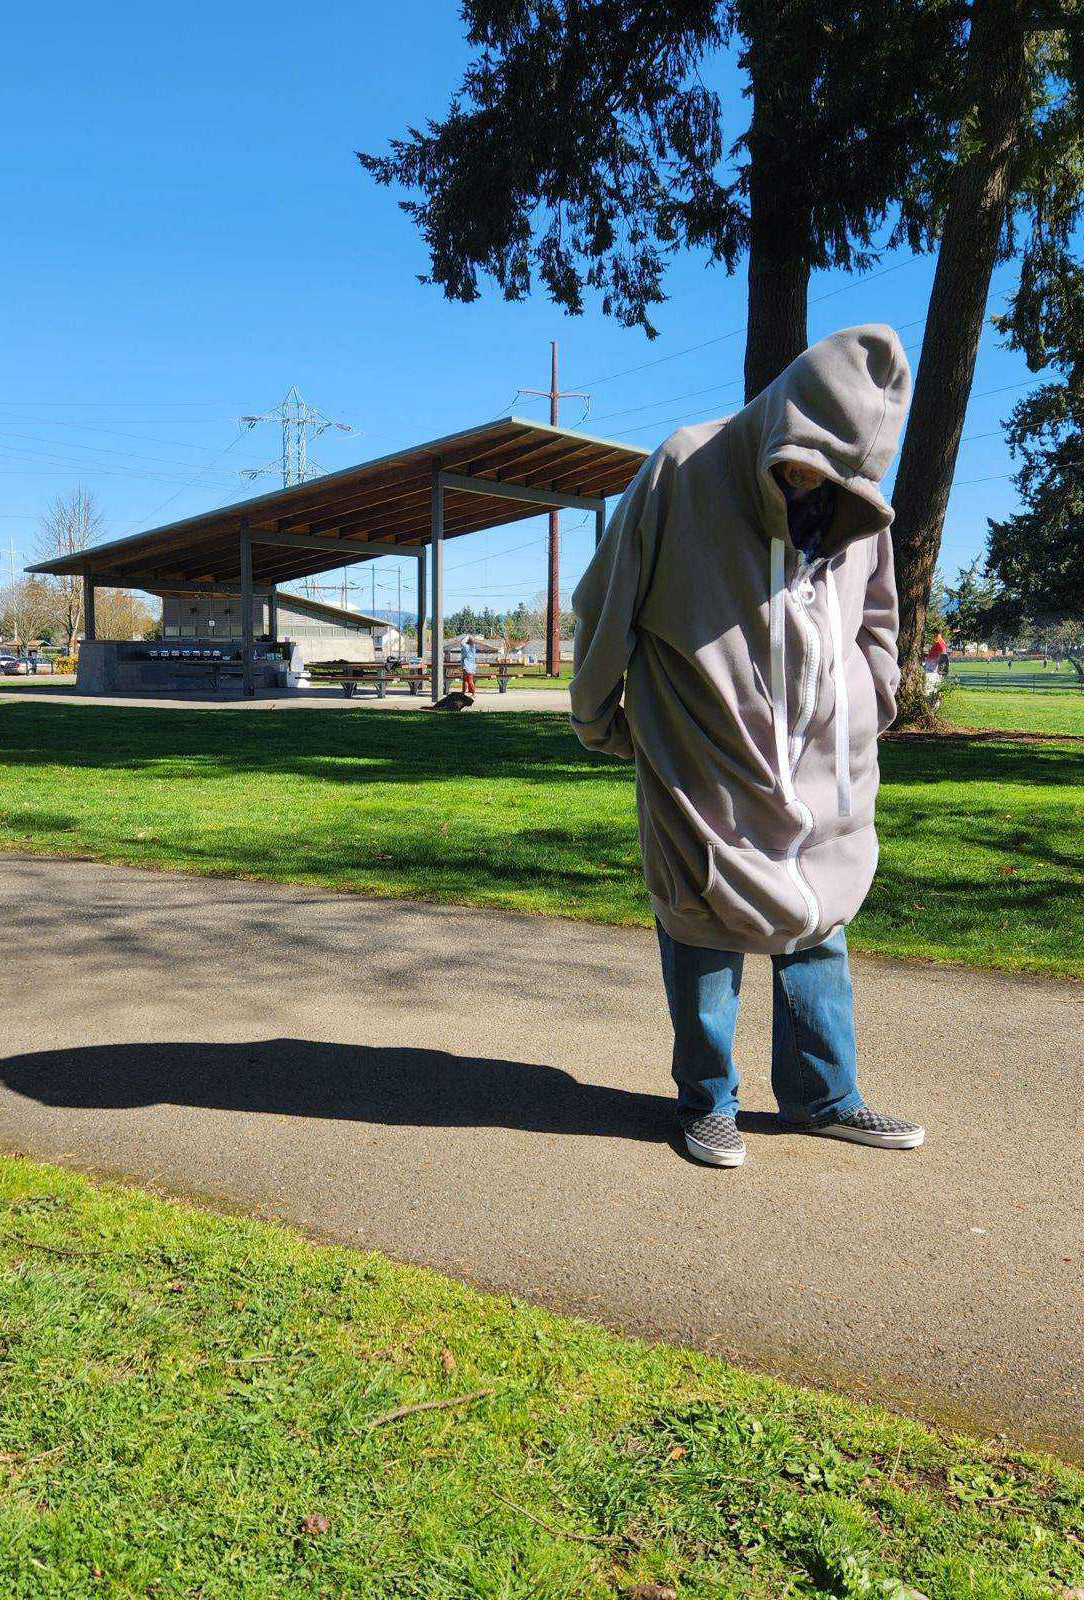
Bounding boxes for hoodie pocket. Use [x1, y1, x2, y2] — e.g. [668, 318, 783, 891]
[703, 841, 812, 946]
[639, 809, 707, 917]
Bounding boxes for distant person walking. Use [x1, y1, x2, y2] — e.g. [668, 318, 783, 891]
[460, 635, 478, 696]
[571, 326, 925, 1168]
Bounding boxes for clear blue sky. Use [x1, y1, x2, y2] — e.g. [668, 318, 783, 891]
[2, 0, 1043, 616]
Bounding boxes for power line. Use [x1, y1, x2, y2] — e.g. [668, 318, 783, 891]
[0, 426, 267, 478]
[571, 255, 925, 392]
[130, 429, 251, 532]
[0, 410, 278, 454]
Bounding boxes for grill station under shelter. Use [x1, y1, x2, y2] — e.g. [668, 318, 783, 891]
[28, 418, 649, 701]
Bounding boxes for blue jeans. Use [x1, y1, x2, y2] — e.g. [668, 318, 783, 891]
[656, 923, 865, 1126]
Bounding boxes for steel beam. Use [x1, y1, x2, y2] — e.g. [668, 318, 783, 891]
[595, 504, 607, 549]
[437, 470, 605, 516]
[78, 572, 271, 597]
[247, 528, 399, 560]
[83, 579, 96, 642]
[430, 475, 443, 703]
[416, 547, 426, 660]
[268, 587, 278, 643]
[240, 524, 255, 698]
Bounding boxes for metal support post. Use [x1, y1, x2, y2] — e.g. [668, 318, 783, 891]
[268, 586, 278, 642]
[595, 504, 607, 550]
[83, 579, 96, 642]
[430, 477, 443, 702]
[416, 548, 426, 659]
[240, 523, 255, 698]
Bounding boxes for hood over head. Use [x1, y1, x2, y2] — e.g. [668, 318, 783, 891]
[725, 324, 911, 555]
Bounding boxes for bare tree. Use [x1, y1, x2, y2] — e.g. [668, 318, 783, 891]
[1, 576, 63, 647]
[35, 487, 103, 654]
[93, 589, 156, 641]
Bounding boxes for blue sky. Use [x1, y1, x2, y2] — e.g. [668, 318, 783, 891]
[1, 0, 1043, 616]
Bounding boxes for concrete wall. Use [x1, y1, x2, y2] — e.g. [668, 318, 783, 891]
[76, 640, 288, 696]
[160, 594, 378, 667]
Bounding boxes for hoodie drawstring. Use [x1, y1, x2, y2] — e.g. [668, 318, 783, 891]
[768, 539, 850, 819]
[769, 539, 796, 805]
[824, 564, 851, 818]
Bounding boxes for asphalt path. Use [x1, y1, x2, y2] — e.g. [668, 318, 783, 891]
[1, 855, 1080, 1457]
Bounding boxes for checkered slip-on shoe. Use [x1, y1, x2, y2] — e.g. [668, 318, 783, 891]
[795, 1105, 925, 1150]
[682, 1113, 747, 1167]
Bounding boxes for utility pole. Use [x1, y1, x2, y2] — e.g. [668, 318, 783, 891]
[6, 537, 18, 647]
[517, 343, 588, 676]
[546, 343, 560, 677]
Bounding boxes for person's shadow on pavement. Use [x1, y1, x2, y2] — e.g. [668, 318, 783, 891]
[0, 1040, 678, 1144]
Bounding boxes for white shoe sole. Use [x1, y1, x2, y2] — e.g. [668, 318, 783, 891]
[684, 1130, 747, 1167]
[804, 1122, 926, 1149]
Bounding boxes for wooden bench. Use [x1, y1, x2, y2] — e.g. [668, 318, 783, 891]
[308, 659, 530, 698]
[308, 661, 427, 698]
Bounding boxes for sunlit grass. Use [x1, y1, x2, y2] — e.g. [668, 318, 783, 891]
[1, 1156, 1081, 1599]
[1, 701, 1081, 978]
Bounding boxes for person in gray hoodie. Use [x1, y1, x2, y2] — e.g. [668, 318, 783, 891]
[570, 325, 925, 1167]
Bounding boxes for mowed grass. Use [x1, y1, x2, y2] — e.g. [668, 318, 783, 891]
[1, 699, 1082, 979]
[946, 687, 1084, 737]
[1, 1157, 1081, 1600]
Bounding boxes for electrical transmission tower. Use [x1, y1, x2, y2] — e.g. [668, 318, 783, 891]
[240, 388, 354, 597]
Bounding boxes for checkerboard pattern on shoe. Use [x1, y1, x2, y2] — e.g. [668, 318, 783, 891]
[807, 1105, 925, 1149]
[682, 1113, 747, 1167]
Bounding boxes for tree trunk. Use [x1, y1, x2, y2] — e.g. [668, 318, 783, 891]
[743, 72, 810, 402]
[890, 0, 1029, 727]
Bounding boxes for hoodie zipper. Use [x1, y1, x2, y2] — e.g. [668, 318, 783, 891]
[788, 558, 822, 769]
[769, 543, 822, 954]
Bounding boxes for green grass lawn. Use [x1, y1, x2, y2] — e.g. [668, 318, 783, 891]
[946, 688, 1084, 737]
[0, 1157, 1080, 1600]
[1, 699, 1081, 979]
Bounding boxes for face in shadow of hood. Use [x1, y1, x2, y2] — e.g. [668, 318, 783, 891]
[726, 324, 912, 555]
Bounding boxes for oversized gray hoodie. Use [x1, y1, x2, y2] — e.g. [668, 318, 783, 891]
[570, 324, 911, 955]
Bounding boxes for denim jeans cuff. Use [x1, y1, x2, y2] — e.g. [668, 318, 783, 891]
[810, 1089, 865, 1127]
[779, 1089, 864, 1129]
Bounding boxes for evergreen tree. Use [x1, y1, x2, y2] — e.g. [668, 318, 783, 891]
[985, 244, 1084, 671]
[942, 557, 1001, 647]
[359, 0, 960, 392]
[360, 0, 1081, 720]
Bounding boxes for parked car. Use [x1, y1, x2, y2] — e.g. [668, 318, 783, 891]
[0, 653, 29, 676]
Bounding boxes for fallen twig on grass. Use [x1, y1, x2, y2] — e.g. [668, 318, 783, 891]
[369, 1386, 496, 1427]
[490, 1492, 619, 1546]
[0, 1230, 119, 1260]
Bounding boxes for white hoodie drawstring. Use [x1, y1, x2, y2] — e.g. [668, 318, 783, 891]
[768, 539, 850, 820]
[769, 538, 795, 805]
[824, 563, 851, 818]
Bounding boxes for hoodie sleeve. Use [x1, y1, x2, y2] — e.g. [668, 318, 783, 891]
[858, 526, 901, 735]
[570, 447, 669, 759]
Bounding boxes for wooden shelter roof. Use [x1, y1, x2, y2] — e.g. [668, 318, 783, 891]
[28, 418, 648, 595]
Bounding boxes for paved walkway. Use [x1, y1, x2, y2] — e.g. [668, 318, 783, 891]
[0, 683, 571, 713]
[1, 855, 1080, 1457]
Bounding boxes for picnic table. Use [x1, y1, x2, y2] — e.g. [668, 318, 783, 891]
[307, 658, 529, 698]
